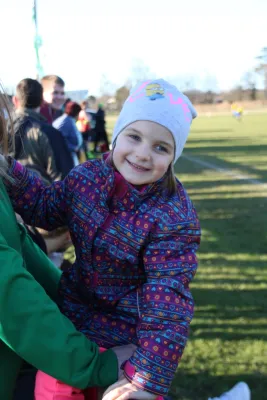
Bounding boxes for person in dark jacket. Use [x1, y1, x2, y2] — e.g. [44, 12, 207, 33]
[11, 78, 73, 262]
[93, 103, 109, 153]
[12, 78, 74, 183]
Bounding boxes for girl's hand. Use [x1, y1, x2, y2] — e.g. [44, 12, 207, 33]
[44, 231, 72, 254]
[102, 377, 157, 400]
[110, 344, 137, 379]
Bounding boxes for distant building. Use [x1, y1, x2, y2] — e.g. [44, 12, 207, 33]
[65, 90, 89, 103]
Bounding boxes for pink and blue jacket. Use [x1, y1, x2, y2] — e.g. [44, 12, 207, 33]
[6, 156, 201, 396]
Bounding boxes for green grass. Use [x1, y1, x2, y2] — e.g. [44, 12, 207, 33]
[106, 113, 267, 399]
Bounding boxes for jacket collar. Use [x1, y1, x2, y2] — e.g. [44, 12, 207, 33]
[15, 108, 47, 123]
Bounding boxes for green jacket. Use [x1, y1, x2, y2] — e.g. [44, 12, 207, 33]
[0, 179, 117, 399]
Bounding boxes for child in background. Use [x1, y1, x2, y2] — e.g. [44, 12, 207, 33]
[77, 100, 92, 159]
[94, 103, 110, 153]
[230, 102, 243, 121]
[3, 79, 201, 400]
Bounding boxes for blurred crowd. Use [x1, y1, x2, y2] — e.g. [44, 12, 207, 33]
[6, 74, 109, 266]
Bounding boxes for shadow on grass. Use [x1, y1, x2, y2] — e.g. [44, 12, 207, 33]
[174, 150, 266, 256]
[192, 288, 266, 310]
[193, 307, 266, 320]
[189, 137, 247, 144]
[176, 145, 267, 182]
[176, 179, 257, 191]
[170, 372, 265, 400]
[190, 328, 267, 341]
[194, 277, 266, 284]
[186, 144, 267, 153]
[171, 153, 267, 399]
[194, 196, 266, 254]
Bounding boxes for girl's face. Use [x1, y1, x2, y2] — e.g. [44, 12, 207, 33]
[113, 121, 175, 186]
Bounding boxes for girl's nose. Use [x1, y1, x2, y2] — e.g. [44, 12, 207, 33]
[136, 145, 151, 161]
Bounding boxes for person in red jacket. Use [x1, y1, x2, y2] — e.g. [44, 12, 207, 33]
[77, 100, 92, 158]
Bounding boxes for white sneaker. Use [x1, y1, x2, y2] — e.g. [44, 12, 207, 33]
[208, 382, 251, 400]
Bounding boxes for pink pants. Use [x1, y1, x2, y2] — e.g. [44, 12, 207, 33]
[35, 371, 97, 399]
[34, 348, 163, 400]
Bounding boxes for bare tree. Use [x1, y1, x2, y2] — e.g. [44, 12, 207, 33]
[115, 86, 130, 110]
[255, 47, 267, 100]
[242, 71, 257, 101]
[232, 85, 244, 102]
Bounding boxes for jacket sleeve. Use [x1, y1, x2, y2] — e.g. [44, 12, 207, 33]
[0, 230, 118, 389]
[5, 158, 70, 231]
[123, 210, 201, 396]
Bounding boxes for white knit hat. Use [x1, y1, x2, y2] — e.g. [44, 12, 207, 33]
[112, 79, 197, 162]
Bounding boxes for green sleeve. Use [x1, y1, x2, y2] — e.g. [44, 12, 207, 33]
[0, 231, 118, 389]
[19, 223, 62, 303]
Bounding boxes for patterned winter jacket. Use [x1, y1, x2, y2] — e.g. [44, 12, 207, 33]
[6, 156, 201, 396]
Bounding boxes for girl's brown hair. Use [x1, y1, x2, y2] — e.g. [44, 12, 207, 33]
[0, 83, 14, 179]
[165, 163, 177, 196]
[0, 84, 13, 155]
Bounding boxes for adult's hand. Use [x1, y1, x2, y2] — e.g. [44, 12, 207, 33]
[102, 377, 157, 400]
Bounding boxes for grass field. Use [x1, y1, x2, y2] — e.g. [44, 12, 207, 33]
[106, 113, 267, 400]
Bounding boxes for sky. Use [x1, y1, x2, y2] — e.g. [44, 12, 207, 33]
[1, 0, 267, 95]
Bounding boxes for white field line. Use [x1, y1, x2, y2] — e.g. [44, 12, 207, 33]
[182, 154, 267, 189]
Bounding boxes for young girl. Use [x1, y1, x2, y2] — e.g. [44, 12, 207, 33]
[2, 79, 201, 400]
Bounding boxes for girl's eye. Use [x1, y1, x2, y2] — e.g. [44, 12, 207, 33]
[129, 134, 140, 141]
[155, 145, 168, 153]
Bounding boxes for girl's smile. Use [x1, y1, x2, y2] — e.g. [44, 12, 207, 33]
[113, 120, 175, 186]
